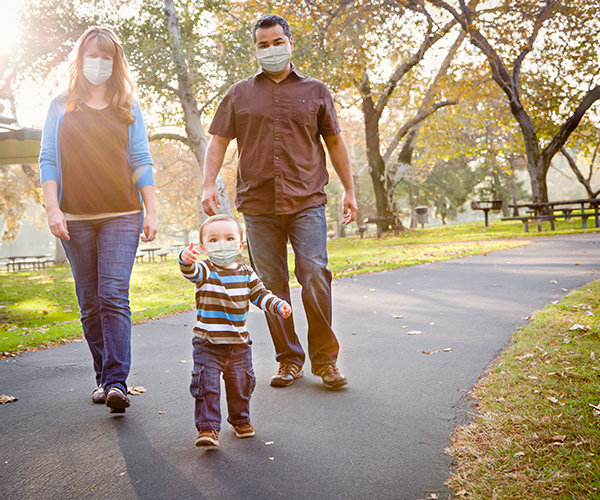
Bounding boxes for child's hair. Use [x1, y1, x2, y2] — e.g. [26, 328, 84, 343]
[200, 214, 244, 243]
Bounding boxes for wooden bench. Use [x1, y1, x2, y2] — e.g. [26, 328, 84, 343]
[135, 252, 145, 263]
[502, 212, 595, 232]
[157, 250, 170, 262]
[364, 217, 394, 238]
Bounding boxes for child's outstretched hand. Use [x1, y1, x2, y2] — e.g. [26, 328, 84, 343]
[279, 301, 292, 319]
[181, 243, 200, 264]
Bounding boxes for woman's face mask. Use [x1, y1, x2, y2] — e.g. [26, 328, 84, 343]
[257, 42, 291, 73]
[83, 57, 113, 85]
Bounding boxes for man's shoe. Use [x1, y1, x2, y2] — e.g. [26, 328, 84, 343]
[270, 362, 303, 387]
[195, 429, 219, 447]
[313, 364, 348, 389]
[105, 387, 130, 413]
[233, 423, 255, 438]
[92, 386, 105, 404]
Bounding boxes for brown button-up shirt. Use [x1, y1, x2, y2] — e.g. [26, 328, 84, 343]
[209, 65, 341, 215]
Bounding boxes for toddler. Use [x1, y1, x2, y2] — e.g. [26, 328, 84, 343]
[179, 214, 291, 447]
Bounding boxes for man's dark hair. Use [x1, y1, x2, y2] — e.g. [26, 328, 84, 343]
[252, 15, 292, 43]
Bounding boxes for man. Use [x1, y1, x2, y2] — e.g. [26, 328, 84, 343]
[202, 14, 357, 390]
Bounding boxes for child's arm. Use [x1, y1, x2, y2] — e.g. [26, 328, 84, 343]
[248, 270, 292, 318]
[179, 243, 205, 283]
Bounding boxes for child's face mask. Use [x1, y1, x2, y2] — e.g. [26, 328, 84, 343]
[206, 240, 241, 267]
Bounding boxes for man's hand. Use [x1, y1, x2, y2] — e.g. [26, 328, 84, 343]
[341, 191, 358, 225]
[201, 186, 221, 216]
[181, 243, 200, 265]
[141, 213, 157, 242]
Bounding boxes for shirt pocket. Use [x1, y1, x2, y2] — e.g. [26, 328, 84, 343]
[292, 97, 317, 127]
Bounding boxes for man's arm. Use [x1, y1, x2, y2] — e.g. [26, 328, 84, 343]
[202, 134, 232, 215]
[323, 133, 358, 225]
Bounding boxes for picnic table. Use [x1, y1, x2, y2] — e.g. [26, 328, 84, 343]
[4, 255, 51, 272]
[140, 247, 162, 262]
[503, 198, 600, 232]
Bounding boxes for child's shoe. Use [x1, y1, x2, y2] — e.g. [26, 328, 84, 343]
[233, 423, 255, 438]
[195, 429, 219, 447]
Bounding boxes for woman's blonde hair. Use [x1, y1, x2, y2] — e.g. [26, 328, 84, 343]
[65, 26, 135, 124]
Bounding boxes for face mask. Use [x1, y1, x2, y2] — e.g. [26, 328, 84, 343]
[257, 43, 291, 73]
[83, 57, 113, 85]
[206, 240, 241, 267]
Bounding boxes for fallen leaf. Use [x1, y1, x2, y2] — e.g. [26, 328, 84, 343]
[443, 348, 452, 352]
[514, 451, 526, 457]
[180, 360, 187, 363]
[268, 457, 275, 461]
[407, 330, 422, 335]
[422, 350, 440, 355]
[549, 280, 558, 284]
[264, 441, 274, 445]
[0, 394, 17, 404]
[547, 396, 560, 404]
[392, 315, 404, 319]
[128, 386, 147, 395]
[552, 435, 566, 442]
[158, 411, 165, 415]
[569, 324, 590, 331]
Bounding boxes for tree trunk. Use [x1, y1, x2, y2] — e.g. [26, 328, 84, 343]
[53, 237, 67, 265]
[163, 0, 232, 222]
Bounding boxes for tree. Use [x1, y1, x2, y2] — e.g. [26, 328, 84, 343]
[427, 0, 600, 206]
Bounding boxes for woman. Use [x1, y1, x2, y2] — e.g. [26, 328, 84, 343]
[39, 26, 157, 414]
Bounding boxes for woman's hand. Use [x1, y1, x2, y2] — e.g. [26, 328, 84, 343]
[46, 207, 70, 240]
[141, 213, 157, 242]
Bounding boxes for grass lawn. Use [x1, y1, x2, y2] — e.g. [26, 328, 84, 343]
[446, 280, 600, 498]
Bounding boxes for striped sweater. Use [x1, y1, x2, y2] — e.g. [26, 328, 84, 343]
[179, 257, 285, 344]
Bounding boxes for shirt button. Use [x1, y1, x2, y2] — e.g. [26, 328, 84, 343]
[275, 99, 279, 103]
[275, 137, 279, 141]
[275, 156, 279, 160]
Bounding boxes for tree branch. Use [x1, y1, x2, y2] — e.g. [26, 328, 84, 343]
[148, 133, 189, 145]
[542, 86, 600, 168]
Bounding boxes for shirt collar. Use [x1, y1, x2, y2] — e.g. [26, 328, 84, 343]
[253, 63, 305, 82]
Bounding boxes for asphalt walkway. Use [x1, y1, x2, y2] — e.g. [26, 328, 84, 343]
[1, 233, 599, 500]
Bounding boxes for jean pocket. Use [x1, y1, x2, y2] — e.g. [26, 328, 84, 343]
[246, 369, 256, 397]
[190, 367, 204, 399]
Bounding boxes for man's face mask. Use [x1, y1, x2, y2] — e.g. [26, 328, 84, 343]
[257, 42, 291, 73]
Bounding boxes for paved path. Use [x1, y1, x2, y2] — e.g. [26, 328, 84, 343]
[1, 233, 599, 500]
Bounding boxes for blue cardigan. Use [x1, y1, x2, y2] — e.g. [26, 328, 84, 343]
[39, 96, 155, 205]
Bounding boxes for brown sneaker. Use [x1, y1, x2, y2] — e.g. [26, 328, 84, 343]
[92, 386, 105, 404]
[105, 387, 130, 413]
[270, 362, 304, 387]
[313, 364, 348, 389]
[195, 429, 219, 447]
[233, 423, 255, 438]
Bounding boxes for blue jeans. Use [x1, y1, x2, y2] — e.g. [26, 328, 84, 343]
[190, 338, 255, 431]
[243, 205, 339, 370]
[61, 213, 140, 394]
